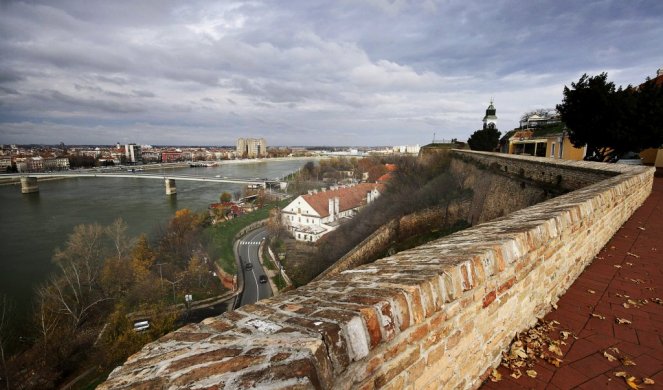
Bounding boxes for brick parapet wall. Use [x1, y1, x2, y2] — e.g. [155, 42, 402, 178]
[453, 149, 622, 190]
[99, 152, 655, 390]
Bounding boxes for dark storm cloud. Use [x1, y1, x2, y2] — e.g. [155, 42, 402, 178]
[0, 0, 661, 145]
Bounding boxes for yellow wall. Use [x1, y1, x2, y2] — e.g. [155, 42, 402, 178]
[561, 138, 585, 161]
[508, 136, 584, 161]
[640, 148, 662, 166]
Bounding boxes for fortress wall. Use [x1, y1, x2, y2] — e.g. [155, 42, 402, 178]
[99, 151, 654, 390]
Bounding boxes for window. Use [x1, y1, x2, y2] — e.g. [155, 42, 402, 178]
[551, 143, 555, 158]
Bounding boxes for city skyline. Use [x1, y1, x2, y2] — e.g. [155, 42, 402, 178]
[1, 0, 661, 146]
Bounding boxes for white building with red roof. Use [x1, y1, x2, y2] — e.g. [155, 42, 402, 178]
[282, 183, 383, 242]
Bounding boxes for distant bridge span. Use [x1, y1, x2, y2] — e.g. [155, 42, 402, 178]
[1, 172, 286, 195]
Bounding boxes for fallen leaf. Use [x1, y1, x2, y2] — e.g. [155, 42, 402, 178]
[526, 370, 537, 378]
[490, 369, 502, 382]
[615, 371, 628, 378]
[637, 226, 645, 230]
[552, 302, 558, 309]
[587, 289, 596, 294]
[653, 298, 663, 305]
[511, 369, 522, 379]
[560, 331, 572, 340]
[591, 313, 606, 320]
[627, 252, 640, 258]
[609, 347, 621, 354]
[616, 317, 632, 325]
[547, 357, 562, 367]
[621, 357, 636, 366]
[603, 351, 617, 362]
[626, 262, 634, 266]
[614, 264, 623, 268]
[623, 302, 631, 309]
[643, 378, 655, 385]
[548, 344, 563, 356]
[626, 376, 641, 389]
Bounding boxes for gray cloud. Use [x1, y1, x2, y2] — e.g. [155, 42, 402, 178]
[1, 0, 662, 146]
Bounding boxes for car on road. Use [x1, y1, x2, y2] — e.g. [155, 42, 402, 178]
[259, 275, 268, 284]
[244, 262, 253, 270]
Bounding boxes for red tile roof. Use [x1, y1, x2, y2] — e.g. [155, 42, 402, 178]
[377, 172, 393, 183]
[301, 183, 383, 218]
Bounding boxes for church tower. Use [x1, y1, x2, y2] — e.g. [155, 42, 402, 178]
[482, 99, 497, 130]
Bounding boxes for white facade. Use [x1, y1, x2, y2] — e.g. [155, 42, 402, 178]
[281, 184, 382, 242]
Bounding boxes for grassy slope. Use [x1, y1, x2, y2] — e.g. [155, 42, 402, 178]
[205, 199, 291, 274]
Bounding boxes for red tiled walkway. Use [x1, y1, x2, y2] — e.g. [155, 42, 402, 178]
[483, 176, 663, 389]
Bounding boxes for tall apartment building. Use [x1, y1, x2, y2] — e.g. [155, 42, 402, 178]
[236, 138, 267, 158]
[125, 143, 142, 164]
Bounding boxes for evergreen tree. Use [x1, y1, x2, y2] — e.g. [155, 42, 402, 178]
[557, 72, 663, 161]
[467, 126, 501, 151]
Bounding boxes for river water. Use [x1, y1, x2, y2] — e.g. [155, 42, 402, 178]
[0, 159, 309, 323]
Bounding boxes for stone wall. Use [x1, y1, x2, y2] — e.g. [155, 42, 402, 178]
[99, 151, 655, 390]
[318, 154, 559, 280]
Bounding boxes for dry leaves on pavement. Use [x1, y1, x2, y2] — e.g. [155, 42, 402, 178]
[498, 319, 572, 380]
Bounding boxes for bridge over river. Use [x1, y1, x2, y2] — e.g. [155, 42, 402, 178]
[1, 171, 287, 194]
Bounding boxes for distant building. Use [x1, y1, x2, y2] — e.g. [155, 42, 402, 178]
[15, 157, 69, 172]
[482, 99, 498, 130]
[282, 183, 382, 242]
[161, 151, 183, 163]
[501, 110, 586, 161]
[236, 138, 267, 158]
[0, 156, 12, 172]
[125, 143, 142, 164]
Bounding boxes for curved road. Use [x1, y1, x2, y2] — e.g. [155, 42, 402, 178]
[237, 227, 273, 307]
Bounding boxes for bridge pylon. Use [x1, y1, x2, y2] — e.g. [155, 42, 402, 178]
[20, 177, 39, 194]
[165, 178, 177, 195]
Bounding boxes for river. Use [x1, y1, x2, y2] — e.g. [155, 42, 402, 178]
[0, 158, 310, 323]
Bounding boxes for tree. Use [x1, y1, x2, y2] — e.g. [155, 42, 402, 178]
[219, 192, 232, 203]
[557, 72, 663, 161]
[130, 235, 156, 283]
[467, 127, 501, 151]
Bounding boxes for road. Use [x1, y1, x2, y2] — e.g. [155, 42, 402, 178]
[237, 227, 273, 307]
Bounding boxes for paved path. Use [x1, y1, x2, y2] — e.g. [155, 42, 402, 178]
[483, 176, 663, 389]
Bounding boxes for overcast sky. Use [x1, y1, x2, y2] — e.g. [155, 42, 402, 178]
[0, 0, 661, 146]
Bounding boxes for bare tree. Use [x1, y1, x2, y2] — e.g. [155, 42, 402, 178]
[53, 223, 105, 293]
[105, 218, 131, 262]
[35, 287, 61, 347]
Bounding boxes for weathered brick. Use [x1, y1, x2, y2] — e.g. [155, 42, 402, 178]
[374, 347, 420, 388]
[498, 277, 516, 294]
[482, 290, 496, 308]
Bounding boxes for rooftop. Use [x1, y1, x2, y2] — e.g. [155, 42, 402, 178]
[300, 183, 382, 218]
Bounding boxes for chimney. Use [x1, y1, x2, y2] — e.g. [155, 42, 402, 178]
[328, 198, 335, 222]
[366, 190, 372, 204]
[658, 68, 663, 77]
[334, 196, 340, 216]
[313, 189, 318, 194]
[307, 190, 313, 195]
